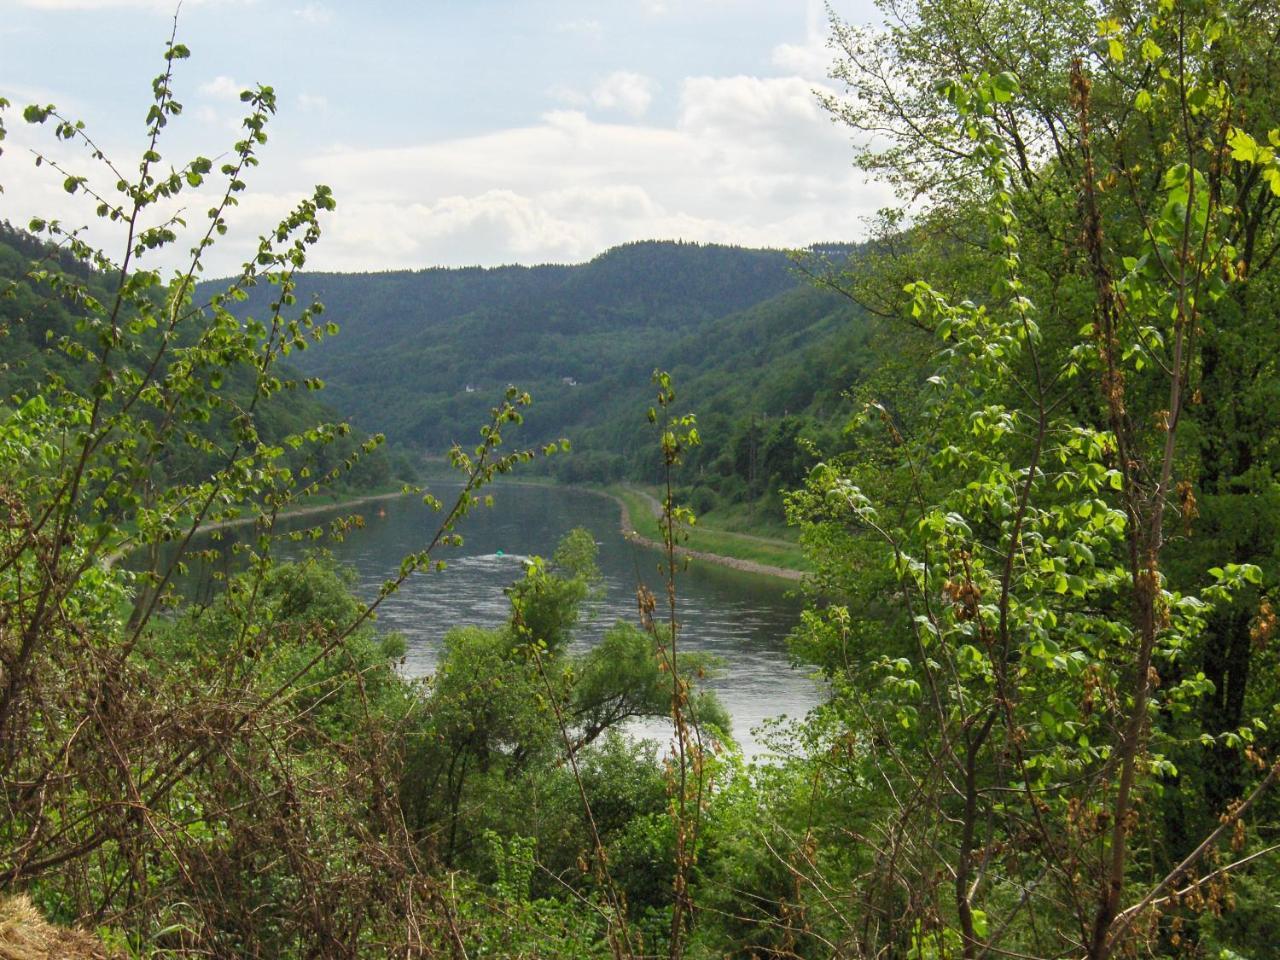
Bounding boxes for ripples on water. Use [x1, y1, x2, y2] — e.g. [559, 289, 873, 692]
[199, 483, 824, 758]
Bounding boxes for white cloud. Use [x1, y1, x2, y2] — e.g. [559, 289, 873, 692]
[771, 38, 831, 79]
[678, 75, 834, 155]
[591, 71, 656, 118]
[198, 75, 243, 100]
[544, 184, 659, 220]
[297, 92, 328, 112]
[0, 56, 884, 274]
[319, 191, 586, 268]
[274, 72, 886, 271]
[550, 72, 658, 119]
[0, 81, 81, 113]
[771, 0, 834, 80]
[546, 83, 588, 108]
[0, 128, 93, 231]
[554, 18, 602, 38]
[293, 2, 331, 25]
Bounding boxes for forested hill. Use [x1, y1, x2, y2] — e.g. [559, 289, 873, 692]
[218, 239, 879, 504]
[0, 224, 413, 493]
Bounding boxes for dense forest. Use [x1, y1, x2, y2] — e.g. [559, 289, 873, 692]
[2, 0, 1280, 957]
[0, 223, 417, 497]
[222, 240, 875, 523]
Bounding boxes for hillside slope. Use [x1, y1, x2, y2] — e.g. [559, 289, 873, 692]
[221, 241, 808, 442]
[217, 239, 897, 520]
[0, 223, 411, 493]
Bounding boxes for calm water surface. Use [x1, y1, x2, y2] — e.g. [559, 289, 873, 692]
[194, 483, 823, 757]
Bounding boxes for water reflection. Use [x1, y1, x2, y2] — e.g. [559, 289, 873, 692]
[189, 482, 823, 757]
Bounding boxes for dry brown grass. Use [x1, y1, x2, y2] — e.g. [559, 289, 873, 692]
[0, 895, 116, 960]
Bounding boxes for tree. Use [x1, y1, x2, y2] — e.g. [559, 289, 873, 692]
[0, 28, 560, 954]
[401, 529, 727, 874]
[779, 0, 1280, 956]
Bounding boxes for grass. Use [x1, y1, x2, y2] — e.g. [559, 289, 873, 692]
[298, 482, 408, 506]
[696, 498, 796, 539]
[609, 485, 810, 572]
[414, 465, 811, 572]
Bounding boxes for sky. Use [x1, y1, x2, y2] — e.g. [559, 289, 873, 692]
[0, 0, 888, 274]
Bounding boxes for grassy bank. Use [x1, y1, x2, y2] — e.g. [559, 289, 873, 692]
[609, 485, 809, 573]
[196, 484, 411, 533]
[331, 467, 811, 577]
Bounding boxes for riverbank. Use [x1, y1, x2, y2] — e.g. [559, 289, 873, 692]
[463, 476, 809, 581]
[195, 487, 409, 534]
[605, 485, 807, 582]
[178, 473, 809, 582]
[104, 487, 412, 568]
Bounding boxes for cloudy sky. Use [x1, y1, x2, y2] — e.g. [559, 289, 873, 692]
[1, 0, 887, 273]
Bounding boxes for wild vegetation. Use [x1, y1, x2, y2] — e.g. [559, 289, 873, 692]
[2, 0, 1279, 957]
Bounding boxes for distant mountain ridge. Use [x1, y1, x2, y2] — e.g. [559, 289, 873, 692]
[220, 241, 805, 441]
[213, 239, 878, 501]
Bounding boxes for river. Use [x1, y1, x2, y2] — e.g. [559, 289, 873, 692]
[189, 482, 824, 758]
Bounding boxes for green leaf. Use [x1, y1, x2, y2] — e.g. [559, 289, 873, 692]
[992, 71, 1019, 102]
[972, 911, 989, 939]
[1228, 128, 1259, 164]
[1163, 163, 1190, 189]
[1265, 167, 1280, 197]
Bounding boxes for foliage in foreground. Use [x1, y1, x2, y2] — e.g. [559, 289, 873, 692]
[0, 40, 726, 956]
[0, 38, 614, 957]
[5, 0, 1280, 957]
[775, 0, 1280, 956]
